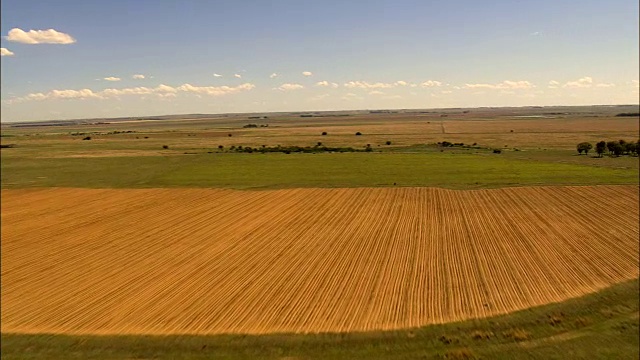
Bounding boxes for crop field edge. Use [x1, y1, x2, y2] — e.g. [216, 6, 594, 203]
[1, 278, 638, 360]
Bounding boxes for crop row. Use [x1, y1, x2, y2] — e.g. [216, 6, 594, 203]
[1, 185, 638, 335]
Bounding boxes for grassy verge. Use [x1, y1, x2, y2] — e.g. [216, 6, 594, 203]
[2, 279, 638, 359]
[1, 152, 638, 189]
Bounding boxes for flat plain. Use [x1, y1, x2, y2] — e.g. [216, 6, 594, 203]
[1, 105, 639, 358]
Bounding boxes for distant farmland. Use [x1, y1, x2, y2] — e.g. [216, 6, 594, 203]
[2, 185, 637, 335]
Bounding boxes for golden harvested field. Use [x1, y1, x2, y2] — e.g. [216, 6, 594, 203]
[1, 186, 638, 335]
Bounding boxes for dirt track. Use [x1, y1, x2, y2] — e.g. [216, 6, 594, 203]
[1, 186, 638, 335]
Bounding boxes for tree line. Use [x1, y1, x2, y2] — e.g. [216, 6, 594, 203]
[577, 139, 639, 157]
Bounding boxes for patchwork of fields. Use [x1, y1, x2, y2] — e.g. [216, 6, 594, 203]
[2, 185, 637, 335]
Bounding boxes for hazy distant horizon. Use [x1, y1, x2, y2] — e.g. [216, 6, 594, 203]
[2, 103, 638, 125]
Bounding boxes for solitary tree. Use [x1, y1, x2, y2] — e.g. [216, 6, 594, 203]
[595, 141, 606, 157]
[576, 142, 592, 155]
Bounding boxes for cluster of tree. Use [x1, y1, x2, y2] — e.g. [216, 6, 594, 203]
[438, 141, 466, 147]
[578, 140, 639, 157]
[242, 123, 269, 128]
[615, 112, 640, 117]
[220, 144, 373, 154]
[438, 141, 480, 148]
[71, 130, 136, 136]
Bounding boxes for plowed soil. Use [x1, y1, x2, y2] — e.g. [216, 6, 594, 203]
[1, 186, 638, 335]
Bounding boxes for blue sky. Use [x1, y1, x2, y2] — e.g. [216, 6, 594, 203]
[1, 0, 638, 122]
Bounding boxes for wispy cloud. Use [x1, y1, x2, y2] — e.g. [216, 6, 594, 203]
[344, 80, 440, 89]
[344, 81, 394, 89]
[464, 80, 534, 90]
[530, 31, 542, 36]
[234, 74, 242, 78]
[132, 74, 145, 79]
[0, 47, 14, 56]
[302, 71, 313, 76]
[7, 83, 256, 103]
[270, 73, 278, 78]
[562, 76, 593, 88]
[5, 28, 76, 44]
[595, 83, 615, 88]
[368, 90, 385, 95]
[309, 93, 330, 101]
[341, 93, 364, 101]
[103, 77, 121, 82]
[213, 73, 223, 77]
[548, 80, 560, 89]
[277, 83, 304, 91]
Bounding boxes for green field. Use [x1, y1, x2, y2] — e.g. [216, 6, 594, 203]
[2, 279, 637, 360]
[1, 151, 638, 189]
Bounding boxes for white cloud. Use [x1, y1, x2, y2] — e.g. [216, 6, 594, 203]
[31, 88, 102, 101]
[277, 83, 304, 91]
[595, 83, 615, 88]
[270, 73, 278, 78]
[0, 47, 14, 56]
[441, 90, 453, 94]
[234, 74, 242, 78]
[368, 90, 385, 95]
[548, 80, 560, 89]
[8, 83, 255, 103]
[177, 83, 255, 96]
[562, 76, 593, 88]
[395, 80, 408, 86]
[102, 87, 154, 96]
[132, 74, 145, 79]
[464, 80, 534, 90]
[5, 28, 76, 44]
[421, 80, 443, 87]
[103, 77, 121, 82]
[155, 84, 179, 93]
[530, 31, 542, 36]
[317, 81, 339, 88]
[213, 73, 223, 77]
[302, 71, 313, 76]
